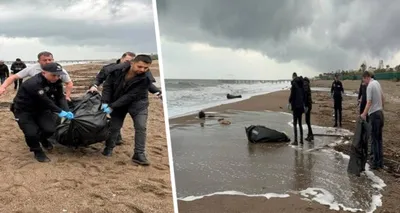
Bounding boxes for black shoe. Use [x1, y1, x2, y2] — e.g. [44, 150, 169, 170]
[34, 150, 50, 162]
[102, 148, 113, 157]
[291, 140, 299, 146]
[334, 124, 338, 127]
[300, 139, 304, 144]
[339, 124, 342, 128]
[132, 153, 150, 166]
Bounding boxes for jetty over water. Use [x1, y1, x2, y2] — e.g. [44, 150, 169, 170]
[166, 78, 292, 84]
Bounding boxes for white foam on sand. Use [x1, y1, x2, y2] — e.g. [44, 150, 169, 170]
[178, 190, 290, 202]
[286, 120, 386, 212]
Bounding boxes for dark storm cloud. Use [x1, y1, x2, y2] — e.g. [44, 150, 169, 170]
[0, 0, 157, 53]
[157, 0, 400, 71]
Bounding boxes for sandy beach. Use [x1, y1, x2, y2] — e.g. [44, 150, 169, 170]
[171, 79, 400, 213]
[0, 61, 174, 213]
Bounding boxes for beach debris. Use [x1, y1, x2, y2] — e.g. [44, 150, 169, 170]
[217, 118, 231, 125]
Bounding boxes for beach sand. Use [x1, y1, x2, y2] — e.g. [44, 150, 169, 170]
[0, 62, 174, 213]
[172, 80, 400, 213]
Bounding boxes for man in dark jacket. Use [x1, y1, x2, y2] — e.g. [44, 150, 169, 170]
[288, 72, 306, 145]
[331, 73, 344, 127]
[12, 63, 74, 162]
[10, 58, 27, 90]
[89, 52, 161, 145]
[100, 55, 154, 166]
[358, 80, 367, 115]
[303, 77, 314, 141]
[0, 60, 10, 84]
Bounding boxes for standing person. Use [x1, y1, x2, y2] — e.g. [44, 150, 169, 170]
[288, 72, 306, 145]
[89, 52, 162, 145]
[303, 77, 314, 142]
[331, 73, 344, 127]
[0, 60, 10, 84]
[0, 51, 74, 101]
[10, 58, 27, 90]
[12, 63, 74, 162]
[358, 80, 367, 115]
[361, 71, 385, 170]
[101, 55, 154, 165]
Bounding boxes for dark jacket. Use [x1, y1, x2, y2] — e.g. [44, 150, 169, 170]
[10, 61, 27, 74]
[358, 82, 367, 107]
[93, 60, 160, 94]
[0, 64, 9, 77]
[289, 77, 306, 111]
[101, 67, 151, 113]
[13, 73, 69, 113]
[331, 80, 344, 99]
[347, 117, 370, 176]
[303, 79, 312, 108]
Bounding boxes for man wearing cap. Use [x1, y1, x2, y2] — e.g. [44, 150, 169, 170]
[331, 73, 344, 127]
[361, 71, 385, 170]
[88, 52, 162, 146]
[10, 58, 27, 90]
[12, 62, 74, 162]
[0, 51, 73, 101]
[100, 54, 154, 165]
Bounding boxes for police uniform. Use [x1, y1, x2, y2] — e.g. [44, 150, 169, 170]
[12, 62, 71, 162]
[331, 78, 344, 127]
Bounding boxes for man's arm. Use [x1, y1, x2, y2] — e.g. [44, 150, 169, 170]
[109, 79, 148, 109]
[362, 85, 372, 116]
[330, 82, 334, 95]
[340, 81, 344, 94]
[55, 83, 69, 111]
[148, 83, 160, 94]
[60, 70, 73, 100]
[24, 83, 63, 113]
[288, 83, 294, 104]
[101, 74, 114, 104]
[5, 66, 9, 78]
[10, 63, 15, 74]
[93, 68, 107, 87]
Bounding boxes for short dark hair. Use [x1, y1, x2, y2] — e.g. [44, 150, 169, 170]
[292, 72, 297, 78]
[304, 77, 310, 83]
[16, 58, 21, 61]
[132, 54, 152, 64]
[37, 51, 53, 59]
[362, 71, 372, 78]
[122, 52, 136, 58]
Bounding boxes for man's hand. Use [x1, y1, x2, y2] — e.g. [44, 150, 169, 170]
[361, 112, 367, 120]
[66, 96, 71, 102]
[155, 91, 162, 100]
[89, 86, 98, 93]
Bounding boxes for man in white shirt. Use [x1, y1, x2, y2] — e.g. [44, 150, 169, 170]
[0, 51, 74, 101]
[361, 71, 385, 170]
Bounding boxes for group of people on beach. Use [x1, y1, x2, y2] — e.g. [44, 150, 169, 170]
[289, 70, 385, 170]
[0, 51, 162, 165]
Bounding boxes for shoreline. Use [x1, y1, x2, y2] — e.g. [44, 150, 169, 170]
[172, 79, 400, 213]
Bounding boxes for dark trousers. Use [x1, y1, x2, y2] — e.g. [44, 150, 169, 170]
[305, 106, 313, 137]
[14, 110, 57, 152]
[0, 75, 6, 84]
[334, 98, 342, 125]
[106, 108, 148, 154]
[14, 79, 23, 89]
[370, 110, 384, 168]
[292, 108, 304, 142]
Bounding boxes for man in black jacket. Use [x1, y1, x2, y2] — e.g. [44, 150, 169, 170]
[331, 73, 344, 127]
[0, 60, 9, 84]
[10, 58, 27, 90]
[358, 80, 367, 115]
[289, 72, 307, 145]
[303, 77, 314, 141]
[101, 55, 154, 165]
[89, 52, 161, 145]
[12, 63, 74, 162]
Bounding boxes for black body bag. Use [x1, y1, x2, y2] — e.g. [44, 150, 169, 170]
[245, 125, 291, 143]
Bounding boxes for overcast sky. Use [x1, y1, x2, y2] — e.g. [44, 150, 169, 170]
[0, 0, 157, 61]
[157, 0, 400, 80]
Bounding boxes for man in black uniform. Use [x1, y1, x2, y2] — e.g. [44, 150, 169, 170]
[12, 62, 74, 162]
[0, 60, 10, 84]
[289, 72, 306, 145]
[10, 58, 27, 90]
[101, 55, 154, 165]
[89, 52, 162, 145]
[331, 73, 344, 127]
[303, 77, 314, 141]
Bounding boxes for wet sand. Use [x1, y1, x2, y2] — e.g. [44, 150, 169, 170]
[172, 80, 400, 213]
[0, 62, 174, 213]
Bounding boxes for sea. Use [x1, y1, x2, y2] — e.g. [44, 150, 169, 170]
[165, 79, 292, 118]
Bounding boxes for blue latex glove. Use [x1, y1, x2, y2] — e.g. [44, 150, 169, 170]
[58, 110, 68, 118]
[65, 112, 74, 120]
[103, 106, 112, 114]
[101, 104, 108, 110]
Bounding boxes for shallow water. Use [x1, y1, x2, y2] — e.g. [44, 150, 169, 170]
[170, 110, 383, 212]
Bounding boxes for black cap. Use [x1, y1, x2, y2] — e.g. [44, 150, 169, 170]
[42, 62, 66, 75]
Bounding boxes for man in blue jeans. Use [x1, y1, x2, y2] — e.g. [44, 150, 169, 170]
[361, 71, 385, 170]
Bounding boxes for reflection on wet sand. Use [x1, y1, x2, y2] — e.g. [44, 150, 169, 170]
[170, 110, 382, 211]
